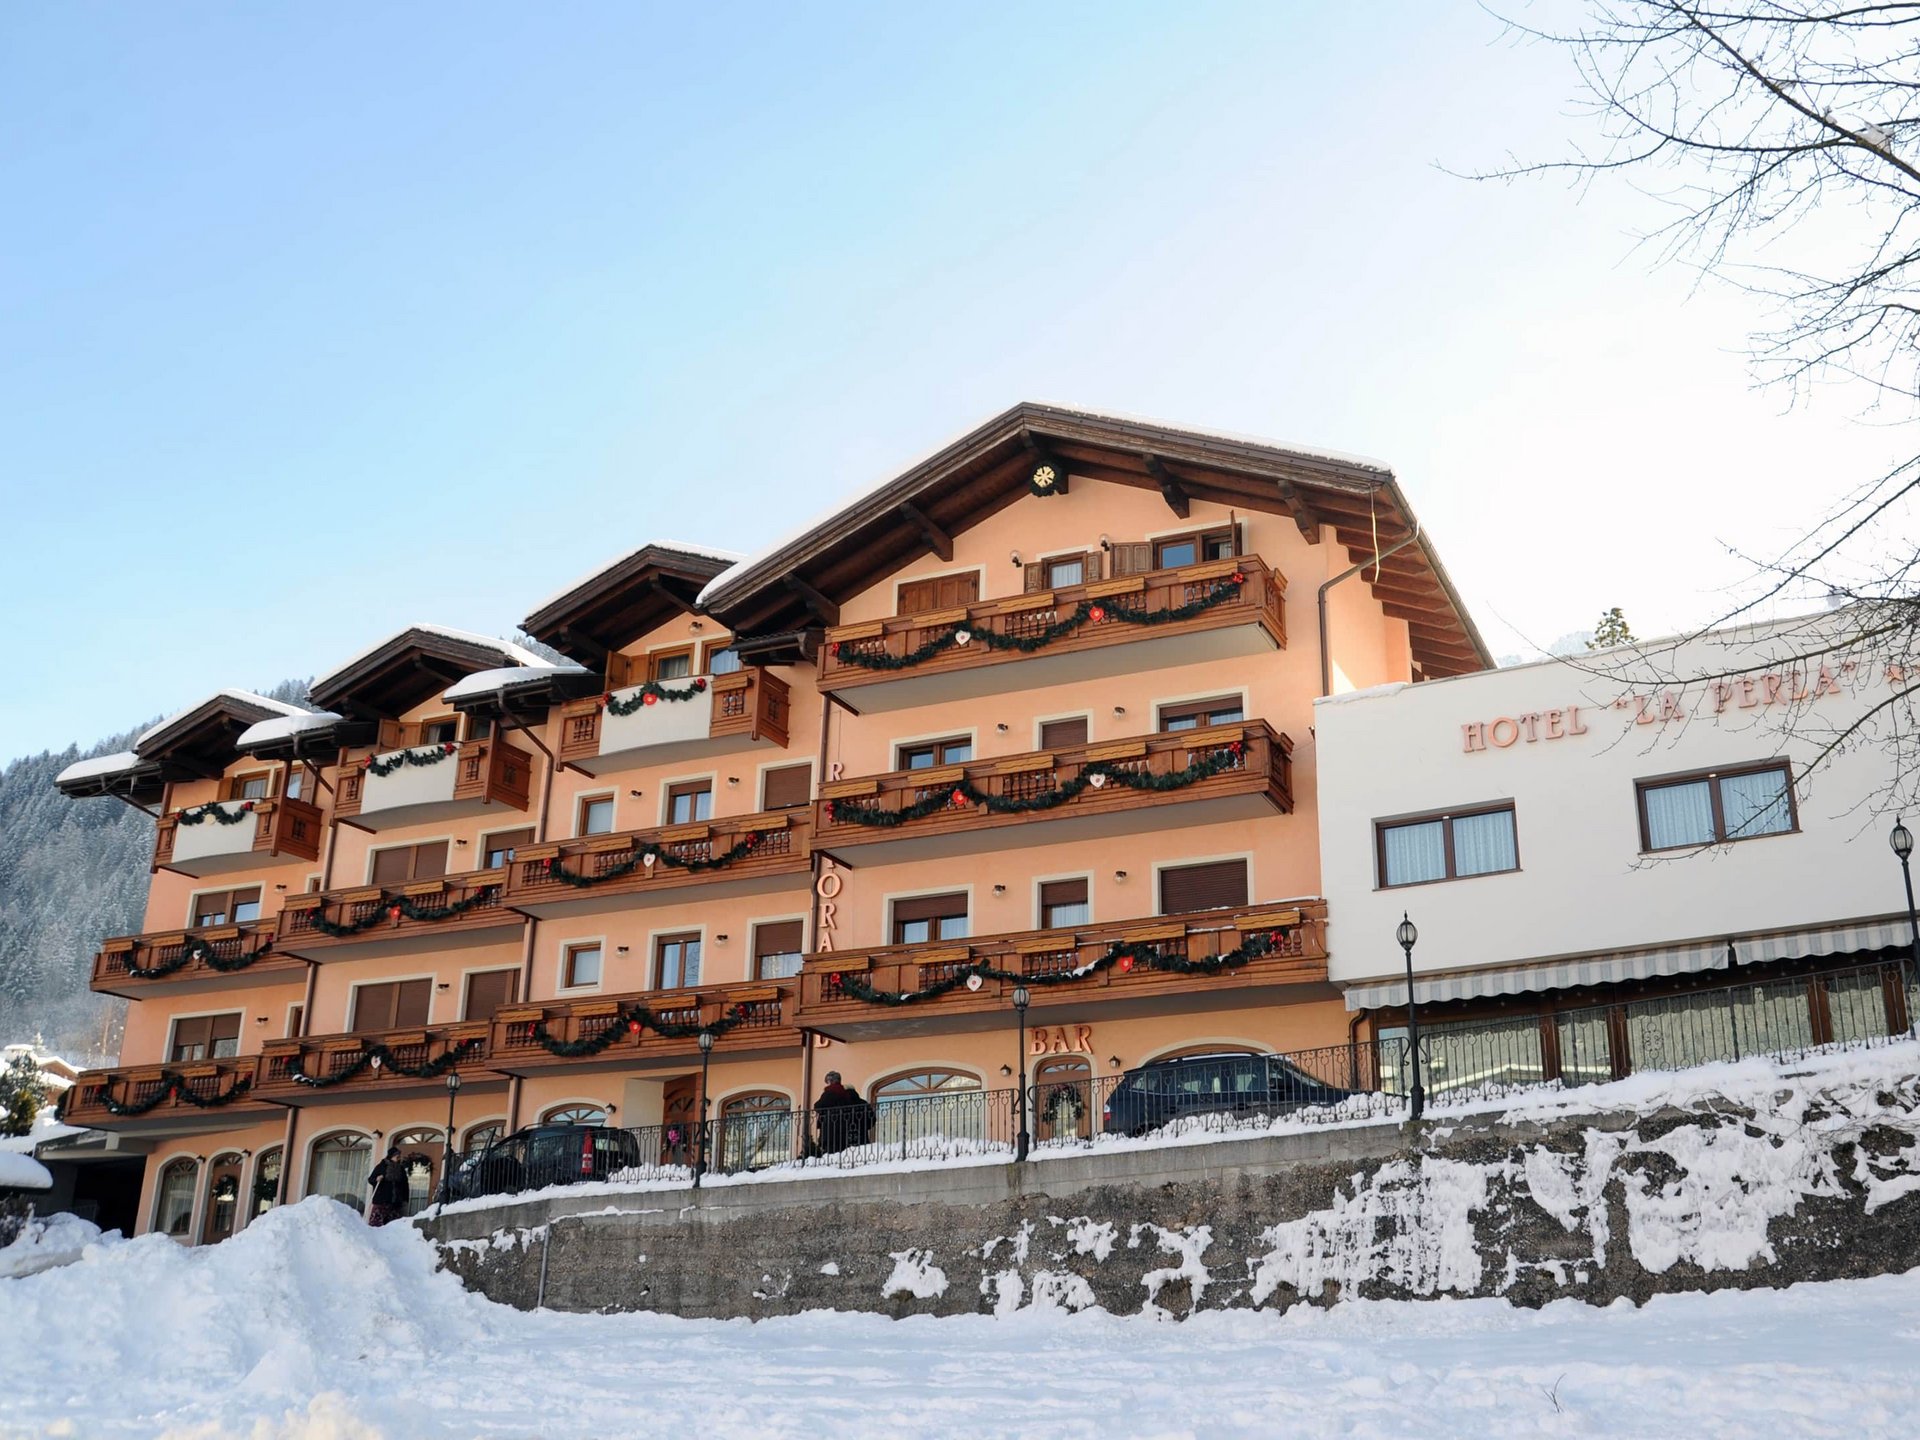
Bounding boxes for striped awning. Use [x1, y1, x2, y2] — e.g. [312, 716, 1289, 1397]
[1340, 915, 1915, 1012]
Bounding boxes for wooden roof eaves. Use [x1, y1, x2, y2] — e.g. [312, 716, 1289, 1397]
[133, 697, 286, 764]
[521, 545, 735, 642]
[309, 630, 518, 713]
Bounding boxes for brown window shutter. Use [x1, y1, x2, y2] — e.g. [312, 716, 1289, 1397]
[1085, 549, 1103, 582]
[464, 969, 515, 1020]
[1039, 878, 1088, 911]
[604, 652, 633, 690]
[395, 979, 432, 1028]
[898, 578, 936, 613]
[944, 573, 980, 608]
[754, 920, 804, 958]
[217, 776, 237, 802]
[1158, 860, 1248, 915]
[370, 848, 412, 885]
[288, 1006, 303, 1038]
[211, 1013, 241, 1047]
[482, 828, 534, 867]
[1109, 542, 1152, 576]
[1038, 717, 1089, 750]
[191, 891, 229, 925]
[351, 983, 393, 1033]
[761, 763, 812, 810]
[1022, 562, 1045, 593]
[893, 892, 968, 925]
[172, 1016, 211, 1056]
[412, 842, 448, 880]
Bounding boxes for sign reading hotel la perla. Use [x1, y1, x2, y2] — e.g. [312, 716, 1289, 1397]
[1460, 660, 1902, 754]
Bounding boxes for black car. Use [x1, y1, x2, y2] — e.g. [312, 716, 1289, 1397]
[447, 1123, 642, 1201]
[1100, 1051, 1354, 1135]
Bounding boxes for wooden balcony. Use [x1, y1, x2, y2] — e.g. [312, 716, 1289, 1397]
[799, 901, 1330, 1041]
[488, 979, 802, 1077]
[333, 737, 533, 832]
[556, 669, 791, 776]
[504, 810, 813, 918]
[274, 871, 520, 962]
[254, 1021, 501, 1105]
[153, 796, 324, 877]
[818, 556, 1286, 711]
[815, 721, 1293, 864]
[59, 1060, 270, 1134]
[90, 922, 306, 999]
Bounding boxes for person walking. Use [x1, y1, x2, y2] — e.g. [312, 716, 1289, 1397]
[366, 1144, 409, 1227]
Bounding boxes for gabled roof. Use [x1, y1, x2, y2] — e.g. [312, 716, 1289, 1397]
[234, 708, 380, 761]
[699, 402, 1492, 678]
[308, 625, 552, 718]
[134, 690, 311, 778]
[522, 543, 742, 666]
[53, 750, 165, 804]
[442, 663, 600, 723]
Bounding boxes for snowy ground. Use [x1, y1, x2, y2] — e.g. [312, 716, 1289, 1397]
[3, 1200, 1918, 1439]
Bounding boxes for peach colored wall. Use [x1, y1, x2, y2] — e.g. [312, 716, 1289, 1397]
[119, 980, 308, 1068]
[133, 1117, 285, 1240]
[532, 894, 811, 1000]
[303, 938, 527, 1033]
[516, 1055, 802, 1128]
[143, 753, 329, 933]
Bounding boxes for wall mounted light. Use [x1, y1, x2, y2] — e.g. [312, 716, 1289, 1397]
[1112, 705, 1126, 716]
[996, 723, 1009, 733]
[690, 620, 705, 631]
[992, 884, 1007, 895]
[454, 838, 468, 847]
[1099, 535, 1112, 552]
[628, 789, 644, 799]
[1108, 1055, 1122, 1068]
[1010, 551, 1022, 567]
[255, 1016, 269, 1025]
[726, 776, 740, 787]
[716, 934, 729, 943]
[435, 982, 450, 991]
[1114, 870, 1129, 881]
[274, 883, 288, 892]
[616, 945, 631, 955]
[1000, 1064, 1013, 1076]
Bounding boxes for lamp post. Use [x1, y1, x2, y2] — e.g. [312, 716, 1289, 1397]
[693, 1028, 715, 1188]
[436, 1070, 462, 1205]
[1893, 821, 1918, 1031]
[1396, 913, 1425, 1121]
[1013, 986, 1032, 1162]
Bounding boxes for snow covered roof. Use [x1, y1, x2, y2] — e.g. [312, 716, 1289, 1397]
[54, 750, 144, 786]
[528, 541, 745, 621]
[135, 690, 307, 749]
[442, 664, 590, 702]
[236, 710, 347, 749]
[0, 1153, 52, 1191]
[309, 625, 557, 716]
[311, 625, 549, 698]
[522, 544, 743, 665]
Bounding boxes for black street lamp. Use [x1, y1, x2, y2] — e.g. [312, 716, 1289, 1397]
[1396, 913, 1425, 1121]
[693, 1028, 715, 1188]
[436, 1070, 462, 1205]
[1013, 985, 1032, 1162]
[1893, 821, 1918, 1029]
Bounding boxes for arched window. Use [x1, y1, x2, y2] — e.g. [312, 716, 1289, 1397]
[718, 1091, 791, 1172]
[870, 1069, 983, 1149]
[390, 1127, 444, 1217]
[1034, 1056, 1093, 1145]
[251, 1147, 283, 1220]
[541, 1104, 607, 1125]
[461, 1120, 505, 1153]
[307, 1132, 372, 1210]
[199, 1151, 245, 1245]
[153, 1157, 197, 1238]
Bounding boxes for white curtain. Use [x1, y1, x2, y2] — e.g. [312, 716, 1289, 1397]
[1643, 780, 1715, 849]
[1383, 820, 1446, 885]
[1452, 811, 1518, 876]
[155, 1162, 195, 1236]
[308, 1139, 371, 1209]
[1721, 769, 1791, 838]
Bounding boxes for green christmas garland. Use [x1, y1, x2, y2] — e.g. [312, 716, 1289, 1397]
[287, 1036, 483, 1088]
[364, 742, 459, 777]
[120, 933, 275, 980]
[830, 574, 1247, 672]
[527, 1001, 758, 1058]
[176, 800, 257, 827]
[829, 929, 1284, 1007]
[603, 676, 708, 716]
[304, 885, 502, 938]
[96, 1072, 254, 1115]
[538, 832, 765, 888]
[826, 741, 1246, 829]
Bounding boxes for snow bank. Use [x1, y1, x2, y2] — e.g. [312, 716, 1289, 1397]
[0, 1152, 52, 1190]
[0, 1211, 109, 1279]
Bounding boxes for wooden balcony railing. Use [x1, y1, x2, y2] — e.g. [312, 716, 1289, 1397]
[152, 795, 325, 874]
[819, 556, 1286, 694]
[489, 979, 800, 1073]
[505, 810, 811, 912]
[254, 1021, 495, 1099]
[555, 668, 790, 772]
[798, 901, 1328, 1029]
[815, 721, 1293, 852]
[59, 1060, 264, 1129]
[274, 871, 516, 956]
[333, 737, 532, 822]
[90, 922, 304, 995]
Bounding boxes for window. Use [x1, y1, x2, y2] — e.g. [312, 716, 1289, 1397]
[1153, 526, 1237, 570]
[718, 1092, 792, 1171]
[577, 794, 616, 836]
[463, 969, 516, 1020]
[703, 642, 743, 676]
[191, 887, 262, 927]
[561, 943, 603, 991]
[542, 1104, 607, 1125]
[286, 1005, 303, 1039]
[235, 772, 272, 800]
[154, 1158, 197, 1237]
[1044, 555, 1085, 588]
[350, 978, 432, 1032]
[1039, 878, 1091, 929]
[285, 768, 304, 801]
[170, 1013, 242, 1062]
[753, 920, 805, 980]
[1377, 806, 1520, 887]
[761, 763, 813, 810]
[898, 572, 981, 614]
[369, 842, 448, 885]
[650, 647, 694, 682]
[665, 780, 713, 825]
[201, 1151, 244, 1244]
[898, 736, 972, 770]
[1158, 860, 1249, 914]
[1038, 716, 1089, 750]
[892, 892, 969, 945]
[418, 716, 459, 746]
[306, 1133, 370, 1208]
[250, 1147, 283, 1219]
[1158, 696, 1244, 732]
[1638, 763, 1795, 852]
[480, 827, 534, 870]
[655, 933, 702, 988]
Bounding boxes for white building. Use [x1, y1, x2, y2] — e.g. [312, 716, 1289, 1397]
[1313, 611, 1918, 1092]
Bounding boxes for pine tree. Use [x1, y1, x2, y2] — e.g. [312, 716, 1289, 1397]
[1587, 608, 1636, 651]
[0, 1054, 47, 1137]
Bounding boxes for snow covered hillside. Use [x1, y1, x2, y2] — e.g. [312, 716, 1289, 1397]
[0, 1198, 1916, 1438]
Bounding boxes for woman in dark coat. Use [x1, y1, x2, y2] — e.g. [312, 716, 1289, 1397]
[366, 1145, 409, 1226]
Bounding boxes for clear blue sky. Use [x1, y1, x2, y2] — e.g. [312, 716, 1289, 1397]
[2, 4, 1904, 761]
